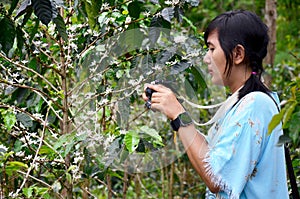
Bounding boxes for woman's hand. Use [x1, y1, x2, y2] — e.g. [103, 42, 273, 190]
[142, 83, 185, 120]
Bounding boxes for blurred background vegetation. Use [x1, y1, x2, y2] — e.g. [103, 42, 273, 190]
[0, 0, 299, 198]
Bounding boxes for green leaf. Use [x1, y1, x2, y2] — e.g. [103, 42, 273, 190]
[104, 137, 122, 168]
[6, 161, 28, 175]
[39, 145, 55, 155]
[17, 112, 33, 128]
[53, 14, 68, 41]
[13, 88, 30, 105]
[140, 126, 163, 146]
[84, 0, 102, 30]
[277, 134, 291, 146]
[268, 111, 283, 134]
[174, 6, 183, 23]
[16, 26, 25, 54]
[149, 16, 171, 44]
[67, 165, 77, 172]
[171, 61, 190, 75]
[0, 151, 14, 163]
[14, 140, 23, 153]
[65, 172, 72, 184]
[0, 16, 16, 55]
[33, 187, 48, 196]
[282, 101, 297, 128]
[54, 132, 76, 150]
[119, 28, 144, 52]
[1, 109, 17, 131]
[22, 187, 34, 198]
[289, 111, 300, 143]
[128, 1, 143, 19]
[124, 130, 140, 153]
[149, 16, 162, 44]
[7, 161, 28, 168]
[161, 7, 174, 23]
[64, 141, 75, 157]
[32, 0, 53, 25]
[190, 65, 207, 89]
[8, 0, 20, 16]
[15, 0, 32, 19]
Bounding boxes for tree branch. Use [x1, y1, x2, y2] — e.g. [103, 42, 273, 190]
[0, 78, 63, 111]
[0, 103, 58, 135]
[0, 52, 60, 93]
[16, 105, 51, 195]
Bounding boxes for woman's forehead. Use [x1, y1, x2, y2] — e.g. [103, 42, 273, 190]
[206, 31, 219, 46]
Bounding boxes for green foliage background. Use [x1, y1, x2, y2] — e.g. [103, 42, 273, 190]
[0, 0, 299, 198]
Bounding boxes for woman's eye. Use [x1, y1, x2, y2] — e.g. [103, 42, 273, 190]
[209, 48, 215, 52]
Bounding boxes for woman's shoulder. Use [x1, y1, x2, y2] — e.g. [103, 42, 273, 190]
[240, 91, 278, 105]
[234, 91, 279, 115]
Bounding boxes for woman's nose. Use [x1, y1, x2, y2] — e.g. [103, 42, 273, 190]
[203, 51, 210, 64]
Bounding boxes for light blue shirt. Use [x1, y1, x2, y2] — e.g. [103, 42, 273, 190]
[205, 91, 289, 199]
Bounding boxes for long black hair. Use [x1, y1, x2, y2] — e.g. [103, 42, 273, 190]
[204, 10, 271, 101]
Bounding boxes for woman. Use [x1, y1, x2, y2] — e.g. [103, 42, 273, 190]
[142, 10, 289, 198]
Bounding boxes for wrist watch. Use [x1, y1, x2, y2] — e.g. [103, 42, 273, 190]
[170, 112, 193, 131]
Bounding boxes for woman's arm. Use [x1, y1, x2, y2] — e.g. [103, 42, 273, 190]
[177, 125, 220, 193]
[142, 83, 220, 193]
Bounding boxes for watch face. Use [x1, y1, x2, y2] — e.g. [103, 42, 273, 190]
[179, 112, 192, 126]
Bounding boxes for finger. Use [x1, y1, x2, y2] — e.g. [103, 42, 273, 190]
[145, 84, 169, 93]
[148, 102, 159, 112]
[141, 92, 148, 101]
[143, 83, 151, 91]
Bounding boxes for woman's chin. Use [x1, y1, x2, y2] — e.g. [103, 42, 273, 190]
[211, 78, 224, 86]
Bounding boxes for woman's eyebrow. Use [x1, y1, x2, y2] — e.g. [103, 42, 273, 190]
[206, 41, 214, 47]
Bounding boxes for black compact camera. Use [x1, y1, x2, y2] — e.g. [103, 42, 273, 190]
[144, 80, 180, 109]
[145, 87, 156, 109]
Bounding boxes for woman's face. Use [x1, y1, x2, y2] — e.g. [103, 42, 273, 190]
[203, 31, 227, 86]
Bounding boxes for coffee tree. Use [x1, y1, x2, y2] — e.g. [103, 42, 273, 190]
[0, 0, 211, 198]
[0, 0, 299, 198]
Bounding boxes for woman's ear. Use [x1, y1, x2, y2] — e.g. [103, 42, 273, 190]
[233, 44, 245, 65]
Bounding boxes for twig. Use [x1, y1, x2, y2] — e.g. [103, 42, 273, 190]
[93, 176, 118, 197]
[67, 61, 110, 97]
[128, 109, 149, 125]
[0, 78, 63, 110]
[0, 52, 60, 93]
[136, 174, 155, 197]
[82, 187, 97, 199]
[32, 90, 63, 121]
[78, 1, 152, 60]
[17, 170, 52, 188]
[289, 51, 300, 62]
[69, 85, 138, 123]
[0, 103, 58, 134]
[16, 171, 65, 199]
[22, 29, 60, 68]
[16, 105, 51, 195]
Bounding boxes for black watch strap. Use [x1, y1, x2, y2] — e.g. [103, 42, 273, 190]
[170, 117, 181, 131]
[170, 112, 193, 131]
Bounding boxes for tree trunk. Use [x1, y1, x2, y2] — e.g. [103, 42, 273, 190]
[264, 0, 277, 66]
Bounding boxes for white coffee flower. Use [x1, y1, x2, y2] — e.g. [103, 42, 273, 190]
[0, 144, 8, 152]
[15, 151, 25, 157]
[174, 35, 187, 43]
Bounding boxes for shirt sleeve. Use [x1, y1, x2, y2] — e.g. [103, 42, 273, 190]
[204, 92, 275, 198]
